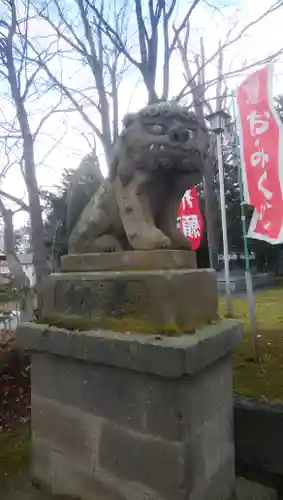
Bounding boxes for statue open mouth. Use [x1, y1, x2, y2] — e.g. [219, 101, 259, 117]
[144, 143, 203, 171]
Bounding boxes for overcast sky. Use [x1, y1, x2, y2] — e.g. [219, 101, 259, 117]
[1, 0, 283, 228]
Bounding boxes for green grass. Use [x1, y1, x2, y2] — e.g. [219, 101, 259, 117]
[220, 286, 283, 402]
[0, 425, 30, 484]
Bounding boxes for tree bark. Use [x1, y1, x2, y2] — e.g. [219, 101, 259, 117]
[0, 203, 33, 322]
[5, 0, 48, 287]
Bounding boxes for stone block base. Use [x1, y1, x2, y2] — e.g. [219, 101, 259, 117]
[41, 251, 218, 334]
[17, 319, 242, 500]
[61, 249, 197, 272]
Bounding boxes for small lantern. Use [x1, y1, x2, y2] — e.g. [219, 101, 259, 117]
[205, 110, 231, 134]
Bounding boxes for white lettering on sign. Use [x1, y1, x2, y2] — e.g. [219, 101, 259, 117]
[181, 214, 200, 239]
[182, 191, 193, 210]
[258, 171, 273, 200]
[251, 142, 269, 168]
[242, 75, 260, 105]
[247, 111, 270, 136]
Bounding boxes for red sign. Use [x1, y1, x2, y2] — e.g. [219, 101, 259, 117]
[236, 64, 283, 243]
[177, 187, 203, 250]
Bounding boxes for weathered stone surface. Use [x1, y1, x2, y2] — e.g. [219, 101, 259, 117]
[51, 451, 128, 500]
[32, 436, 52, 487]
[18, 319, 242, 378]
[61, 249, 197, 272]
[145, 357, 233, 440]
[67, 102, 209, 253]
[32, 394, 102, 469]
[192, 406, 234, 482]
[40, 268, 218, 333]
[186, 454, 235, 500]
[99, 419, 234, 500]
[99, 422, 186, 500]
[32, 442, 128, 500]
[31, 358, 147, 433]
[185, 320, 242, 375]
[21, 320, 241, 500]
[30, 351, 232, 442]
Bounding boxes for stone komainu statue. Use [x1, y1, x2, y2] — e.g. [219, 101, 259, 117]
[66, 102, 209, 253]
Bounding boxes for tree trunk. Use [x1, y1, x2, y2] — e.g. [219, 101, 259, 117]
[2, 207, 33, 322]
[6, 14, 48, 288]
[8, 79, 48, 287]
[20, 117, 48, 287]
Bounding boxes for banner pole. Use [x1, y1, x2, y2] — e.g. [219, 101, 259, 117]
[216, 132, 232, 317]
[232, 93, 259, 362]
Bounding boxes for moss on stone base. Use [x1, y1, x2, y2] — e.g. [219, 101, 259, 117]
[35, 313, 214, 336]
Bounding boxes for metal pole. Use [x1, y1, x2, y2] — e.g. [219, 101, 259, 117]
[216, 132, 232, 316]
[232, 95, 259, 361]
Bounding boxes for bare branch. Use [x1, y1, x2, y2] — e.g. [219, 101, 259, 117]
[32, 94, 64, 141]
[175, 1, 283, 102]
[28, 43, 105, 141]
[85, 0, 141, 69]
[170, 0, 201, 55]
[0, 189, 29, 211]
[135, 0, 148, 66]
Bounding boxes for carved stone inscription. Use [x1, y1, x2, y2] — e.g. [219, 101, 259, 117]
[54, 278, 150, 318]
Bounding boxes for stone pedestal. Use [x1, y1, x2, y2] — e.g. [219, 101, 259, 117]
[18, 250, 242, 499]
[17, 320, 242, 500]
[41, 250, 218, 334]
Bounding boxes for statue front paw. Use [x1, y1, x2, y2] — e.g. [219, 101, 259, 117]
[154, 234, 172, 249]
[129, 228, 171, 250]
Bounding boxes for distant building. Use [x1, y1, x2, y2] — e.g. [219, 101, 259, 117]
[0, 253, 36, 286]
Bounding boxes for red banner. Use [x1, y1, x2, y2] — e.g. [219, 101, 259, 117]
[177, 187, 203, 250]
[236, 64, 283, 243]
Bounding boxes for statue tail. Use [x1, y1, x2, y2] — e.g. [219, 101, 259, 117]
[66, 152, 103, 239]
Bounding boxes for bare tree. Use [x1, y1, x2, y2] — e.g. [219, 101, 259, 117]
[0, 0, 67, 286]
[0, 0, 48, 286]
[31, 0, 201, 164]
[84, 0, 201, 104]
[175, 0, 283, 103]
[174, 1, 283, 268]
[0, 196, 33, 321]
[31, 0, 131, 162]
